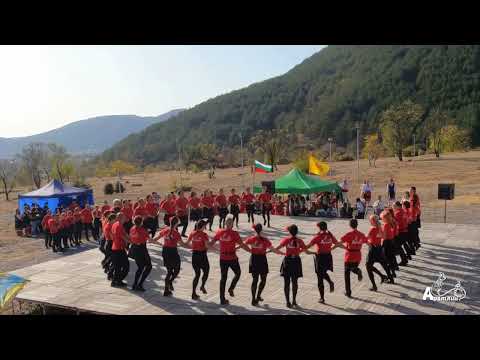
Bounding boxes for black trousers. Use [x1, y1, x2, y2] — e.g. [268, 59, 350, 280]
[74, 222, 82, 243]
[251, 273, 267, 301]
[246, 204, 255, 223]
[192, 252, 210, 294]
[144, 217, 158, 238]
[366, 247, 392, 288]
[344, 262, 362, 296]
[93, 218, 101, 240]
[218, 208, 228, 229]
[179, 215, 188, 236]
[202, 208, 214, 230]
[219, 259, 241, 302]
[83, 223, 94, 241]
[111, 250, 129, 284]
[407, 224, 417, 254]
[44, 229, 51, 248]
[230, 205, 240, 226]
[52, 233, 62, 252]
[400, 231, 414, 256]
[133, 246, 152, 288]
[382, 240, 398, 273]
[316, 271, 333, 300]
[394, 236, 408, 264]
[283, 275, 299, 304]
[61, 229, 69, 248]
[262, 204, 271, 226]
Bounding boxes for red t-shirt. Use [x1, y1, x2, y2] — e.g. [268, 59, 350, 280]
[382, 223, 395, 242]
[61, 217, 70, 229]
[242, 193, 255, 204]
[308, 231, 338, 254]
[394, 209, 408, 233]
[48, 219, 59, 234]
[160, 200, 176, 215]
[129, 225, 150, 245]
[122, 205, 133, 220]
[145, 202, 158, 217]
[175, 197, 189, 216]
[258, 193, 272, 203]
[189, 197, 201, 209]
[42, 215, 52, 230]
[367, 226, 382, 246]
[80, 209, 93, 224]
[228, 194, 240, 205]
[275, 201, 285, 215]
[213, 228, 242, 261]
[216, 194, 227, 207]
[93, 209, 102, 219]
[340, 229, 367, 263]
[111, 221, 127, 251]
[158, 227, 182, 248]
[101, 205, 111, 215]
[201, 195, 214, 208]
[245, 235, 272, 255]
[73, 211, 81, 223]
[278, 236, 306, 256]
[103, 221, 113, 241]
[188, 230, 209, 251]
[133, 206, 148, 219]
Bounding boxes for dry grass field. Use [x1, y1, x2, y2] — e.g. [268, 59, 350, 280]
[1, 150, 480, 275]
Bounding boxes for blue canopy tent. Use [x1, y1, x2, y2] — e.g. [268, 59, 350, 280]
[18, 180, 94, 214]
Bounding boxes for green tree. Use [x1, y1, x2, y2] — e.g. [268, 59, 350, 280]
[439, 125, 471, 152]
[426, 108, 450, 158]
[381, 100, 424, 161]
[362, 134, 385, 167]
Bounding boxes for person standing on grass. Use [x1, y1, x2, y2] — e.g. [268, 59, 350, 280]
[304, 221, 338, 304]
[337, 219, 367, 298]
[365, 215, 394, 291]
[244, 223, 283, 306]
[184, 219, 214, 300]
[387, 178, 396, 205]
[228, 188, 241, 228]
[128, 216, 153, 292]
[273, 224, 308, 308]
[110, 213, 130, 288]
[211, 216, 251, 305]
[151, 216, 188, 297]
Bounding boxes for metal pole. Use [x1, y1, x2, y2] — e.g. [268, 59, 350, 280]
[356, 123, 360, 184]
[444, 200, 447, 224]
[413, 134, 416, 157]
[240, 132, 244, 188]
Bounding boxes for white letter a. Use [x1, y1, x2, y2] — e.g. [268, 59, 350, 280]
[423, 287, 434, 301]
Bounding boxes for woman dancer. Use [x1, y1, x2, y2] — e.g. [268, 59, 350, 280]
[128, 216, 153, 292]
[216, 188, 229, 229]
[258, 186, 273, 227]
[273, 224, 307, 308]
[242, 187, 256, 224]
[152, 217, 188, 296]
[228, 188, 241, 228]
[381, 210, 398, 278]
[304, 221, 338, 303]
[245, 223, 283, 306]
[188, 192, 202, 223]
[200, 190, 215, 232]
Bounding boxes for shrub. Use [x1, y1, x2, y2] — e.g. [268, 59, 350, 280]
[114, 182, 125, 193]
[335, 153, 355, 161]
[104, 183, 114, 195]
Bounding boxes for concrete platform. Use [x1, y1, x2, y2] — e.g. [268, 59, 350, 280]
[10, 215, 480, 315]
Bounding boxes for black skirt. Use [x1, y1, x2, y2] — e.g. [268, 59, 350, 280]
[280, 256, 303, 278]
[190, 208, 201, 222]
[366, 246, 385, 264]
[162, 246, 180, 269]
[192, 250, 209, 270]
[393, 236, 403, 255]
[218, 207, 228, 218]
[229, 204, 240, 215]
[128, 243, 148, 260]
[314, 253, 333, 274]
[249, 254, 269, 275]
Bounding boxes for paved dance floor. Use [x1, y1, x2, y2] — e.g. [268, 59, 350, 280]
[10, 216, 480, 315]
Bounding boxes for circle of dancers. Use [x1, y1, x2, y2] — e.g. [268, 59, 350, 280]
[92, 185, 422, 308]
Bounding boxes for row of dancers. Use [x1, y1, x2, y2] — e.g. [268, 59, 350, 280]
[98, 195, 422, 307]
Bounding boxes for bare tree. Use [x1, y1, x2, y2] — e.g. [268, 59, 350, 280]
[17, 142, 49, 189]
[48, 143, 70, 182]
[0, 159, 18, 201]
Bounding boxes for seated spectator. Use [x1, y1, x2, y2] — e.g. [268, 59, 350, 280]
[373, 195, 385, 216]
[355, 198, 366, 219]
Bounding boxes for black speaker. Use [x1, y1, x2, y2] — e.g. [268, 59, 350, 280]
[261, 181, 275, 194]
[438, 184, 455, 200]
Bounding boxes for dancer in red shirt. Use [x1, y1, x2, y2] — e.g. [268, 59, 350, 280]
[242, 187, 256, 224]
[337, 219, 367, 298]
[394, 201, 414, 260]
[73, 207, 83, 245]
[92, 205, 102, 241]
[175, 191, 189, 237]
[200, 190, 215, 232]
[42, 210, 52, 249]
[402, 201, 417, 256]
[216, 188, 229, 229]
[80, 205, 94, 242]
[304, 221, 339, 303]
[128, 216, 153, 292]
[258, 186, 273, 227]
[152, 216, 188, 297]
[211, 216, 251, 305]
[184, 219, 214, 300]
[188, 192, 201, 222]
[102, 213, 117, 281]
[48, 215, 61, 253]
[160, 193, 176, 226]
[366, 215, 394, 291]
[273, 224, 307, 308]
[110, 213, 130, 287]
[381, 210, 398, 278]
[228, 189, 241, 228]
[244, 223, 283, 306]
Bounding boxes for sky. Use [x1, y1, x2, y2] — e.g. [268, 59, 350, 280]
[0, 45, 325, 138]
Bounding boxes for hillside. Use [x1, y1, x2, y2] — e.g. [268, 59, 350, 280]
[0, 109, 184, 158]
[100, 45, 480, 165]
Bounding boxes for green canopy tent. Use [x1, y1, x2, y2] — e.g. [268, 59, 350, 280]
[253, 168, 342, 195]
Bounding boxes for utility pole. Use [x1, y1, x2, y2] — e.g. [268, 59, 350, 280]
[355, 122, 360, 184]
[328, 137, 333, 176]
[239, 131, 244, 188]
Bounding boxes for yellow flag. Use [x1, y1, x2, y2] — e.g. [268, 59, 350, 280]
[308, 155, 330, 176]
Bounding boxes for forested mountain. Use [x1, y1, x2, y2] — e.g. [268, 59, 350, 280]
[100, 45, 480, 166]
[0, 109, 184, 159]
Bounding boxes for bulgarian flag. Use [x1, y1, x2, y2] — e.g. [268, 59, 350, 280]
[253, 160, 273, 174]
